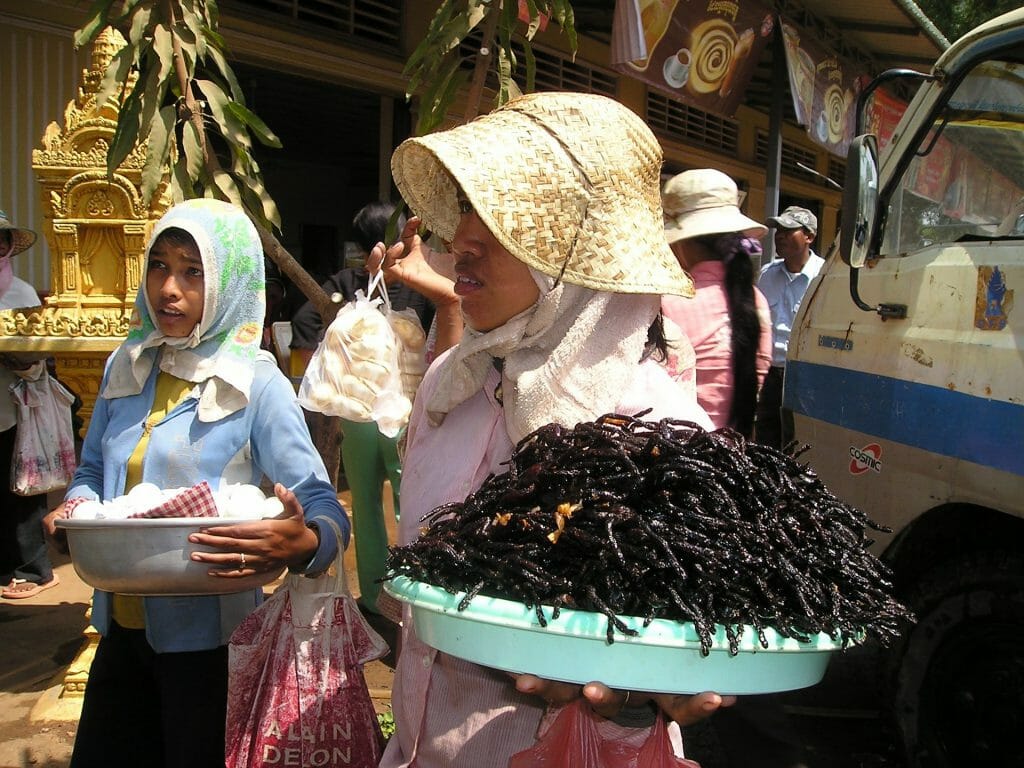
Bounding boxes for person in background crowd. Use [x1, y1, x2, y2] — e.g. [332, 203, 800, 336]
[661, 178, 809, 768]
[291, 201, 434, 615]
[755, 205, 824, 448]
[0, 210, 60, 600]
[43, 199, 349, 768]
[260, 256, 290, 355]
[661, 169, 772, 436]
[376, 91, 725, 768]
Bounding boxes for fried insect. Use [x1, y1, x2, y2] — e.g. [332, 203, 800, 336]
[385, 414, 915, 655]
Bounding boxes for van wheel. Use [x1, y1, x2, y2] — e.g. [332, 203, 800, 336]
[890, 552, 1024, 767]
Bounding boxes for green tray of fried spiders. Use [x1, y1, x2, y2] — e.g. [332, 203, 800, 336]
[385, 576, 853, 695]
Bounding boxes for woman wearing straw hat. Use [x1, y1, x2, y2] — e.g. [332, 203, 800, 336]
[661, 169, 772, 437]
[375, 92, 728, 767]
[0, 210, 60, 599]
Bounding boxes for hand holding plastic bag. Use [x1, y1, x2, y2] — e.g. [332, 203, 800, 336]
[297, 271, 412, 436]
[509, 699, 701, 768]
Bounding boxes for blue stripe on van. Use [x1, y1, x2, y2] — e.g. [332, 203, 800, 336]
[783, 360, 1024, 477]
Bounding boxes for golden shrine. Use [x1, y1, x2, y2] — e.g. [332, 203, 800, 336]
[0, 27, 168, 433]
[1, 27, 167, 721]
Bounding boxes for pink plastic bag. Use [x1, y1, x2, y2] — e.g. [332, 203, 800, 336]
[509, 699, 702, 768]
[225, 520, 389, 768]
[9, 370, 77, 496]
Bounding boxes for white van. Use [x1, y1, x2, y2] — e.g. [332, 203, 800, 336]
[785, 9, 1024, 768]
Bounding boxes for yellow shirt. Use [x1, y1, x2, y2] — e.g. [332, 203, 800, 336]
[111, 373, 194, 629]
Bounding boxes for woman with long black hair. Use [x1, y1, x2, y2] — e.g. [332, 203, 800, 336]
[660, 169, 772, 437]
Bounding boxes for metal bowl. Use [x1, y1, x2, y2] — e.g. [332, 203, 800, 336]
[56, 517, 285, 596]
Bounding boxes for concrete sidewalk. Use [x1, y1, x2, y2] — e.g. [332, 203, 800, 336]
[0, 488, 398, 768]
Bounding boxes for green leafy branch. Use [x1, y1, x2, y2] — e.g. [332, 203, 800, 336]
[76, 0, 334, 323]
[405, 0, 578, 134]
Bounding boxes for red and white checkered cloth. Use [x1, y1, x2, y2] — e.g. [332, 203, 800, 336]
[63, 496, 91, 518]
[127, 481, 219, 519]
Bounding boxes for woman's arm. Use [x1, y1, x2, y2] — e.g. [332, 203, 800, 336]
[189, 364, 349, 579]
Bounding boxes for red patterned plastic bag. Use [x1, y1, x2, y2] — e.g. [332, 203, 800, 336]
[225, 521, 389, 768]
[509, 699, 702, 768]
[9, 370, 77, 496]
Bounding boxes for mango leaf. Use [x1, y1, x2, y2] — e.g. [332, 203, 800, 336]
[200, 23, 226, 51]
[404, 0, 457, 76]
[152, 23, 174, 79]
[522, 40, 537, 92]
[182, 119, 204, 180]
[171, 155, 192, 201]
[110, 0, 145, 30]
[141, 104, 176, 204]
[418, 64, 468, 135]
[74, 0, 115, 49]
[128, 4, 152, 47]
[138, 51, 170, 149]
[205, 0, 220, 29]
[549, 0, 577, 52]
[207, 44, 244, 102]
[226, 102, 282, 149]
[180, 5, 207, 59]
[523, 0, 542, 39]
[496, 47, 514, 106]
[211, 169, 244, 208]
[106, 89, 142, 175]
[96, 46, 133, 114]
[195, 78, 250, 149]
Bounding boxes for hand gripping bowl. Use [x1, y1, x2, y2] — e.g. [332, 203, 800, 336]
[385, 576, 847, 695]
[56, 517, 285, 596]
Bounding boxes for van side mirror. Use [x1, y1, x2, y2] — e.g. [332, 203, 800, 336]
[840, 135, 879, 268]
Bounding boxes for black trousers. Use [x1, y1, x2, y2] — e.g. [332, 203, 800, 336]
[754, 366, 794, 450]
[70, 621, 229, 768]
[0, 425, 52, 586]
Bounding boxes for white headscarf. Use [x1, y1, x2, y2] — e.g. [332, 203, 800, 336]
[426, 270, 660, 444]
[102, 200, 266, 422]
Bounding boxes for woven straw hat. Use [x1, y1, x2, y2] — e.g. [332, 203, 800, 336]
[391, 92, 694, 297]
[662, 169, 767, 243]
[0, 210, 37, 256]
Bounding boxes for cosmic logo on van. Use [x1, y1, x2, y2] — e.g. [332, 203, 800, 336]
[849, 444, 883, 474]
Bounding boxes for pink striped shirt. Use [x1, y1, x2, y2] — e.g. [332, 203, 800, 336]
[661, 260, 772, 430]
[380, 356, 711, 767]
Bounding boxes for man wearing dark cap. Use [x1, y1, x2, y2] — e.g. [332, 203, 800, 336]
[755, 205, 824, 449]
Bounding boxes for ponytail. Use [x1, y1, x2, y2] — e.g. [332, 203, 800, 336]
[698, 234, 763, 437]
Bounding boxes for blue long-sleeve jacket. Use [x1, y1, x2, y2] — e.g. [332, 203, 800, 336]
[67, 354, 349, 652]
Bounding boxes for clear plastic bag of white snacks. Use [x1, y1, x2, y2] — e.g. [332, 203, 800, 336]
[388, 307, 427, 405]
[297, 272, 412, 437]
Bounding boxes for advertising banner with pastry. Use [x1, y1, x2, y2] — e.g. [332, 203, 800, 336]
[779, 19, 859, 156]
[612, 0, 775, 118]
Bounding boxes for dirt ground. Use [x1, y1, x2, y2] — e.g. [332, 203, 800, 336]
[0, 489, 397, 768]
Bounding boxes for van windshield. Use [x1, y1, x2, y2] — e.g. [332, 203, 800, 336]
[880, 59, 1024, 255]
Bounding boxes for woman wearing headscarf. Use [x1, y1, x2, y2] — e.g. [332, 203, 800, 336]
[375, 92, 727, 768]
[661, 169, 773, 436]
[44, 199, 349, 768]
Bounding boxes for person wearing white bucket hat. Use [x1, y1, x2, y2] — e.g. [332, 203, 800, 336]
[661, 176, 812, 768]
[660, 169, 772, 436]
[0, 210, 60, 600]
[377, 92, 724, 768]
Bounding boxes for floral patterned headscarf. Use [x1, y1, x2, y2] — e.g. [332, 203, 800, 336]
[102, 199, 266, 422]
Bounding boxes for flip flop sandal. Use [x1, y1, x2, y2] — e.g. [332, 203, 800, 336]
[2, 574, 60, 599]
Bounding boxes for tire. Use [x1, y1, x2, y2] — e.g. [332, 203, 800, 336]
[890, 551, 1024, 767]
